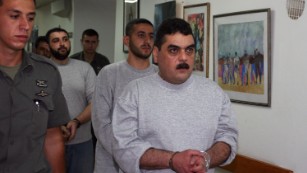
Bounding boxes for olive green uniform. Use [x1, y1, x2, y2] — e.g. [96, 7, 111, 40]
[0, 51, 70, 173]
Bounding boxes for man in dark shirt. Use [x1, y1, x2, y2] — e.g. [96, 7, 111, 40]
[70, 28, 110, 151]
[70, 29, 110, 74]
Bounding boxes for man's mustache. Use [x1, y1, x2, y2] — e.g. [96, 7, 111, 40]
[141, 44, 152, 49]
[58, 46, 67, 51]
[176, 63, 190, 69]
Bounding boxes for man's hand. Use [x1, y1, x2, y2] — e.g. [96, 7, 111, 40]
[190, 154, 208, 173]
[61, 120, 78, 142]
[60, 125, 70, 141]
[171, 150, 207, 173]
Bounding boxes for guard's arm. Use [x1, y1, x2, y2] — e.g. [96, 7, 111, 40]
[44, 127, 66, 173]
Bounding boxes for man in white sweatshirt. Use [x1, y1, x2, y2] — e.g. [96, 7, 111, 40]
[92, 18, 158, 173]
[111, 18, 238, 173]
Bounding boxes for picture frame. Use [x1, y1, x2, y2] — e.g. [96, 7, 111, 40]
[123, 0, 140, 53]
[183, 3, 210, 78]
[213, 8, 271, 107]
[154, 1, 176, 34]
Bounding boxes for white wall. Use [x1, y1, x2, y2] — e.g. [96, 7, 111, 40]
[114, 0, 307, 173]
[73, 0, 116, 62]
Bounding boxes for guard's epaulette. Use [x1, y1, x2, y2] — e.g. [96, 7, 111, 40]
[29, 53, 58, 70]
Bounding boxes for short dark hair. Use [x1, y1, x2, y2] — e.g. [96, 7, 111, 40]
[125, 18, 153, 36]
[82, 29, 99, 39]
[154, 18, 194, 50]
[45, 27, 69, 43]
[35, 36, 48, 48]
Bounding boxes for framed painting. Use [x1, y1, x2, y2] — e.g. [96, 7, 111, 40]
[123, 0, 139, 53]
[153, 1, 176, 64]
[154, 1, 176, 33]
[183, 3, 210, 78]
[213, 8, 271, 107]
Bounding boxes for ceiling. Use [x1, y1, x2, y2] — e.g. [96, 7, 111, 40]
[36, 0, 54, 8]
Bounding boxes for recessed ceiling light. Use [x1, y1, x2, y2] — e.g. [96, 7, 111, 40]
[125, 0, 138, 3]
